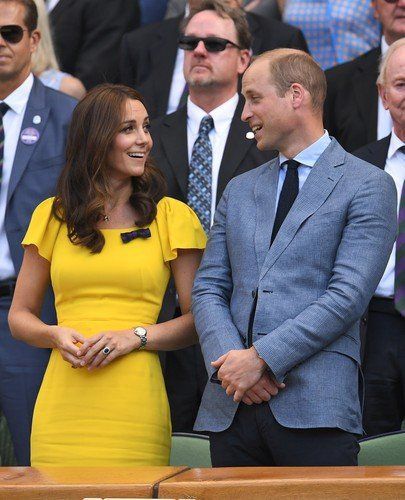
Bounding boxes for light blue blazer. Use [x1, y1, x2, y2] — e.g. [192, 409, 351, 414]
[192, 138, 397, 435]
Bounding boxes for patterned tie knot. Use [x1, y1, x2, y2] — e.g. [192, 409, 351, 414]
[0, 102, 9, 118]
[199, 115, 214, 137]
[399, 145, 405, 154]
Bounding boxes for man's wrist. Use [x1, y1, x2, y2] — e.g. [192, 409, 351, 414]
[250, 345, 267, 372]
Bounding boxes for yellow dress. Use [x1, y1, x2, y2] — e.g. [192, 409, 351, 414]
[23, 196, 206, 466]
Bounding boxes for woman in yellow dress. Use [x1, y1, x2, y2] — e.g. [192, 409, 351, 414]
[8, 84, 206, 466]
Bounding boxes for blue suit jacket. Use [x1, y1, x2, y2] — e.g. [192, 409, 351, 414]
[192, 139, 397, 435]
[4, 77, 76, 364]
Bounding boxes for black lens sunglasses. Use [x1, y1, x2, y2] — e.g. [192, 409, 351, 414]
[179, 35, 242, 52]
[0, 25, 27, 44]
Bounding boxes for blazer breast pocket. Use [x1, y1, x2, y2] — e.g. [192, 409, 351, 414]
[25, 154, 66, 172]
[308, 209, 346, 227]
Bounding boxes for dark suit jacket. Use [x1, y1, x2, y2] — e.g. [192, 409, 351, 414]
[120, 13, 309, 118]
[353, 135, 390, 170]
[324, 47, 381, 153]
[49, 0, 141, 89]
[4, 76, 76, 365]
[352, 134, 390, 362]
[152, 97, 275, 322]
[151, 97, 276, 205]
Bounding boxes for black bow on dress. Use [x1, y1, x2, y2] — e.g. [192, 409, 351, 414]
[120, 228, 151, 243]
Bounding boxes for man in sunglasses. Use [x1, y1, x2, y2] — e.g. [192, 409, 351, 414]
[120, 0, 308, 119]
[325, 0, 405, 152]
[150, 0, 275, 433]
[0, 0, 76, 465]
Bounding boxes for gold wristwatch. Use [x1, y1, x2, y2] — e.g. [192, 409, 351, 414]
[133, 326, 147, 350]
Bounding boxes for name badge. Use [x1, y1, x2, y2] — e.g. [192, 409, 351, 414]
[20, 127, 40, 145]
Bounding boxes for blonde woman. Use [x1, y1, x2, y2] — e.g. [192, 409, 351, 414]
[32, 0, 86, 99]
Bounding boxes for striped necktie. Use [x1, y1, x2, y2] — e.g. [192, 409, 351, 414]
[187, 115, 214, 233]
[0, 102, 10, 188]
[395, 147, 405, 316]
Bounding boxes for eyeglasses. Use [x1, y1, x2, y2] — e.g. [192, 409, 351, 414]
[0, 25, 27, 44]
[179, 35, 242, 52]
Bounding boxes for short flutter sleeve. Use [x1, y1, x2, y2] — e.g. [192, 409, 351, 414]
[22, 197, 63, 262]
[156, 197, 206, 262]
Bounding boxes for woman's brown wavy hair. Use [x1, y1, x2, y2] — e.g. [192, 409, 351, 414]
[52, 84, 166, 253]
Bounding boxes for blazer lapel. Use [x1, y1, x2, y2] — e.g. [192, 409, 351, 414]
[7, 78, 50, 204]
[216, 97, 253, 204]
[259, 139, 345, 281]
[159, 106, 189, 199]
[254, 159, 279, 271]
[353, 48, 380, 144]
[368, 135, 391, 169]
[49, 0, 73, 22]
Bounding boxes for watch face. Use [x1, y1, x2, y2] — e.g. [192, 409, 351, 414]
[135, 327, 147, 336]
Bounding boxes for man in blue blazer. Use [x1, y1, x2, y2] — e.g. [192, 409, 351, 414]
[0, 0, 76, 465]
[192, 48, 398, 466]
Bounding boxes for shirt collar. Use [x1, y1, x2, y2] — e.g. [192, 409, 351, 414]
[2, 73, 34, 115]
[279, 131, 331, 168]
[187, 93, 239, 135]
[388, 129, 405, 159]
[381, 36, 389, 55]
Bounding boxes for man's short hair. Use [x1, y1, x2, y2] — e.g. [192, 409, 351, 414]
[254, 49, 327, 113]
[0, 0, 38, 32]
[377, 38, 405, 86]
[182, 0, 252, 51]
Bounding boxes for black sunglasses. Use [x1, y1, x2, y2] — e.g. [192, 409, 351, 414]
[179, 35, 242, 52]
[0, 25, 27, 44]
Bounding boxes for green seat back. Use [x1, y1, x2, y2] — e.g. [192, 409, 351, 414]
[0, 411, 16, 466]
[170, 432, 212, 468]
[359, 431, 405, 465]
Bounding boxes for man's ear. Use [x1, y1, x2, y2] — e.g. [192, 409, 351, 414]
[378, 83, 389, 110]
[30, 29, 41, 55]
[290, 83, 305, 109]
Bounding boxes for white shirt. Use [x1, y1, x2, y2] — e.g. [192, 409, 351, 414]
[187, 93, 239, 225]
[46, 0, 61, 12]
[0, 73, 34, 280]
[375, 130, 405, 298]
[377, 37, 393, 140]
[167, 49, 186, 114]
[277, 131, 332, 208]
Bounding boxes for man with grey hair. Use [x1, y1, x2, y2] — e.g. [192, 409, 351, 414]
[192, 47, 397, 466]
[354, 38, 405, 437]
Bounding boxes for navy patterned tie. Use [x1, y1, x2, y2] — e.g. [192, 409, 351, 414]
[187, 115, 214, 233]
[0, 102, 10, 188]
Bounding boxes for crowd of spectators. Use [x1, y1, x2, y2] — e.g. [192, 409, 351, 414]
[0, 0, 404, 468]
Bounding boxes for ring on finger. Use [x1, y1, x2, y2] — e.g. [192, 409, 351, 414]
[102, 346, 111, 355]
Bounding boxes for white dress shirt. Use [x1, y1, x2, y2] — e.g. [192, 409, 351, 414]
[167, 49, 186, 114]
[187, 93, 239, 226]
[0, 73, 34, 280]
[277, 131, 332, 208]
[375, 130, 405, 298]
[377, 37, 393, 140]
